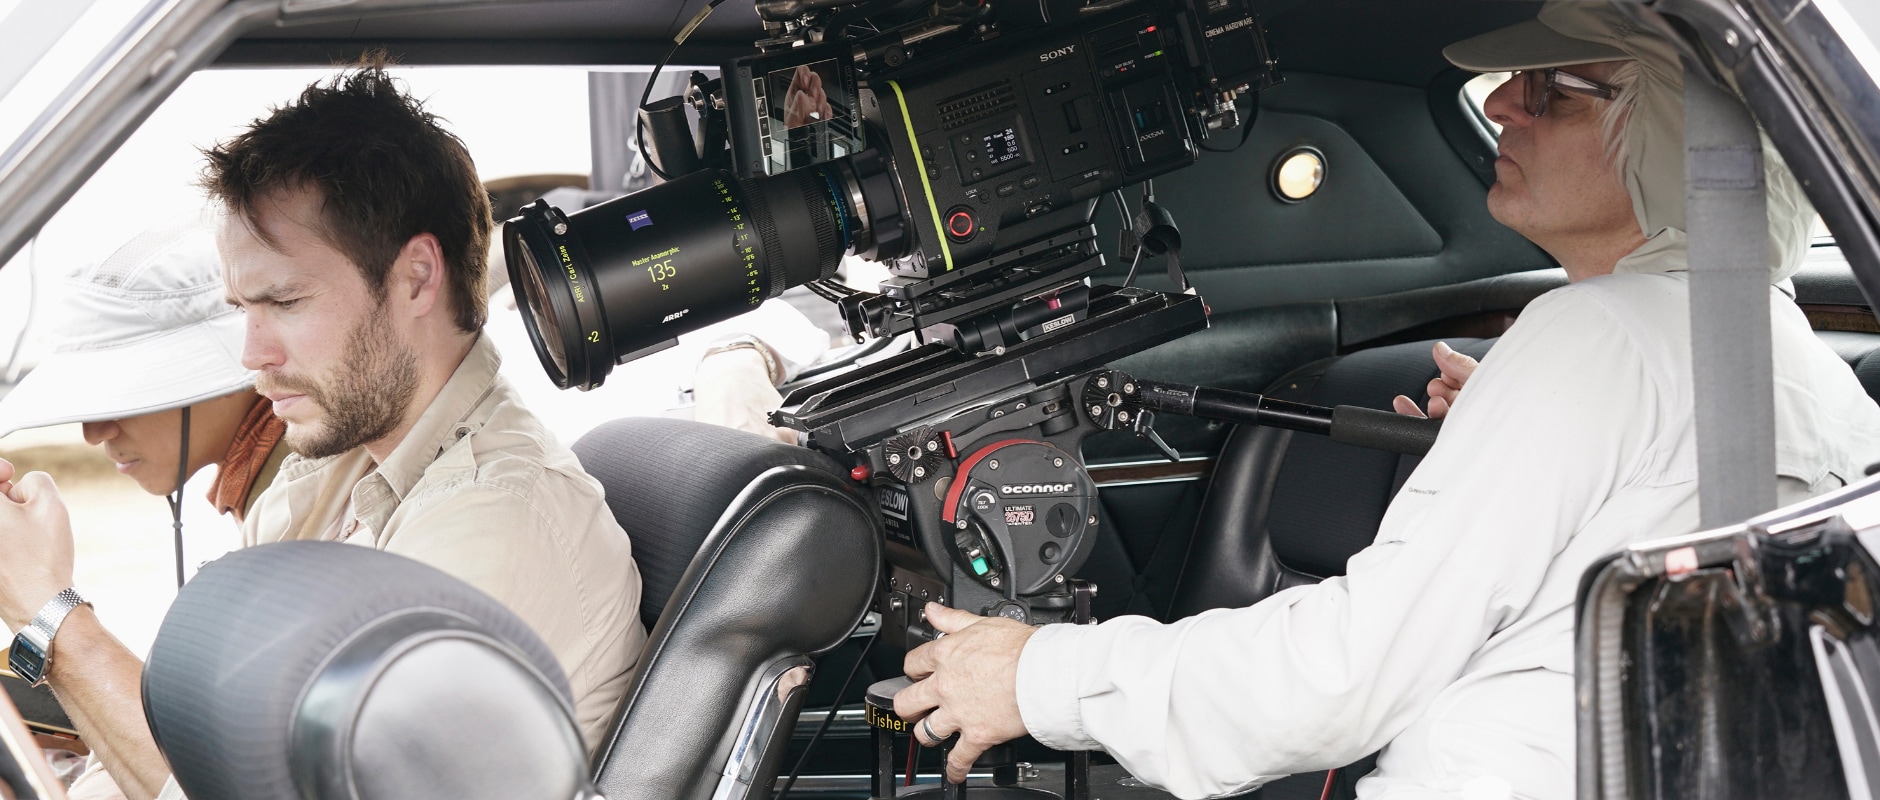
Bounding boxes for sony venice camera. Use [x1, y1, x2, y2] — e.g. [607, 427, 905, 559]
[503, 0, 1279, 648]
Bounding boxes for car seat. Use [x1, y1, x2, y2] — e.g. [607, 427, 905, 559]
[143, 418, 881, 800]
[144, 541, 595, 800]
[571, 418, 880, 800]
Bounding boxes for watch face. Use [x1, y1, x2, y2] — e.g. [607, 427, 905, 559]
[7, 636, 47, 685]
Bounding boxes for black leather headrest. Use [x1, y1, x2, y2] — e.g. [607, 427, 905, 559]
[144, 542, 589, 800]
[573, 418, 852, 630]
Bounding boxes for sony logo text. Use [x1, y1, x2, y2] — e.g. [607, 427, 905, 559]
[1039, 44, 1077, 62]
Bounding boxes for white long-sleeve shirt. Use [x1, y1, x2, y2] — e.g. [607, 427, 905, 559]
[1016, 272, 1880, 800]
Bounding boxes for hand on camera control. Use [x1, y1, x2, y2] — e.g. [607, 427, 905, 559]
[893, 602, 1037, 784]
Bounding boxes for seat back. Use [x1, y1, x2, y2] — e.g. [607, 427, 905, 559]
[573, 419, 880, 800]
[1170, 338, 1496, 616]
[145, 542, 590, 800]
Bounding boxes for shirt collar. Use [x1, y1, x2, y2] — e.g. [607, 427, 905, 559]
[372, 333, 502, 501]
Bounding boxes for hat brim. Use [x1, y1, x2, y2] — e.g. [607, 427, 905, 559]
[1444, 18, 1629, 72]
[0, 317, 254, 438]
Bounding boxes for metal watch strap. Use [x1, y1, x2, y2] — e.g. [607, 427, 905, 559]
[27, 588, 88, 642]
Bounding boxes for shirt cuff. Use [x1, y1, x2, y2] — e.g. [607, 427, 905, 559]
[1016, 622, 1103, 751]
[155, 775, 189, 800]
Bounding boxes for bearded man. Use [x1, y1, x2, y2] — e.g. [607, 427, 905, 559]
[0, 63, 646, 800]
[888, 3, 1880, 799]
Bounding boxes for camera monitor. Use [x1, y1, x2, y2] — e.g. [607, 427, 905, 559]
[726, 42, 864, 177]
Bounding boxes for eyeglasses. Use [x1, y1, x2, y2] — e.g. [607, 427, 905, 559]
[1518, 67, 1618, 118]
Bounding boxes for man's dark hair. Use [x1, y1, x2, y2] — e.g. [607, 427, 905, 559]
[202, 57, 492, 332]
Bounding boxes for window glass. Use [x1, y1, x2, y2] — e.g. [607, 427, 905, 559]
[0, 66, 592, 655]
[1462, 71, 1510, 136]
[0, 0, 162, 156]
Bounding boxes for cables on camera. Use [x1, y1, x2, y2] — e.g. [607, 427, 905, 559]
[1119, 181, 1187, 291]
[1199, 96, 1261, 154]
[774, 630, 880, 800]
[637, 0, 731, 182]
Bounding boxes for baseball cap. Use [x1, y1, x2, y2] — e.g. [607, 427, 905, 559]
[0, 215, 254, 438]
[1441, 0, 1816, 284]
[1443, 2, 1672, 74]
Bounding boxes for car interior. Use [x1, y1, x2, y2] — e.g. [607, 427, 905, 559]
[3, 0, 1879, 799]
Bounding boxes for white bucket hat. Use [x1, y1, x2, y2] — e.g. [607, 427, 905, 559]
[0, 215, 253, 438]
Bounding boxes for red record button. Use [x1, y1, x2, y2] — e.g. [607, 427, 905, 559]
[945, 206, 977, 242]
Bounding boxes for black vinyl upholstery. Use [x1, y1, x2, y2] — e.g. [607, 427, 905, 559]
[144, 542, 587, 800]
[573, 418, 881, 800]
[1170, 338, 1497, 618]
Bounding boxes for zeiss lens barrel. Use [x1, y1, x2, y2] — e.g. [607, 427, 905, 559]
[505, 164, 853, 390]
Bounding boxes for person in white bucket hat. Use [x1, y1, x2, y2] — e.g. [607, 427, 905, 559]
[0, 216, 287, 564]
[0, 217, 292, 800]
[888, 3, 1880, 799]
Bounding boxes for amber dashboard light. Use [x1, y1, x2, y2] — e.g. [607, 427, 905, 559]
[1270, 146, 1326, 203]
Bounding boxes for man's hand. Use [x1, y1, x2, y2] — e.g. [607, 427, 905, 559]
[893, 603, 1037, 784]
[782, 65, 833, 129]
[1392, 341, 1478, 420]
[694, 347, 797, 444]
[0, 459, 76, 632]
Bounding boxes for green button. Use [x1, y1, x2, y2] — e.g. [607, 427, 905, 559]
[972, 557, 990, 575]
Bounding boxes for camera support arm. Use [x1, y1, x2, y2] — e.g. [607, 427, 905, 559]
[1084, 370, 1445, 458]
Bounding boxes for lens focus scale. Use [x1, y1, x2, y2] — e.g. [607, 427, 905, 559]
[505, 161, 859, 390]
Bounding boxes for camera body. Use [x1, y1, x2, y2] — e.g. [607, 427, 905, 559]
[503, 0, 1276, 645]
[713, 0, 1275, 344]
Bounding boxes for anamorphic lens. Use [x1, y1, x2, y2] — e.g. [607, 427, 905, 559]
[508, 236, 569, 384]
[504, 161, 873, 390]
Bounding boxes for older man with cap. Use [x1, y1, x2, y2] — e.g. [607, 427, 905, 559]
[888, 2, 1880, 798]
[0, 217, 283, 555]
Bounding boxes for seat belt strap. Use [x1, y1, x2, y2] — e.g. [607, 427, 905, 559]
[1684, 63, 1778, 528]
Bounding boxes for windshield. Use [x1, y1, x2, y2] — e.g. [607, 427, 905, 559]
[1817, 0, 1880, 77]
[0, 0, 171, 169]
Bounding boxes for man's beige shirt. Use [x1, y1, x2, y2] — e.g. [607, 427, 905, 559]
[241, 334, 647, 751]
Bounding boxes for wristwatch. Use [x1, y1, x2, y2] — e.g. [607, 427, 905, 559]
[8, 589, 89, 687]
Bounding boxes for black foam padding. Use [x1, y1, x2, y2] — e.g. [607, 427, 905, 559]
[143, 542, 569, 800]
[1329, 405, 1441, 456]
[2, 675, 71, 733]
[572, 418, 851, 630]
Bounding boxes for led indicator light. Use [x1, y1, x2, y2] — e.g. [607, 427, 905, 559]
[972, 557, 990, 575]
